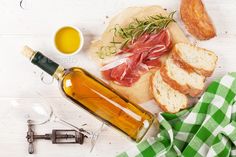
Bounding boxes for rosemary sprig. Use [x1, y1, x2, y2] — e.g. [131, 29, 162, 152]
[96, 46, 117, 59]
[97, 11, 176, 59]
[112, 11, 176, 47]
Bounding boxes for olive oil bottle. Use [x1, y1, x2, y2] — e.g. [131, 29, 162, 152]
[22, 46, 154, 142]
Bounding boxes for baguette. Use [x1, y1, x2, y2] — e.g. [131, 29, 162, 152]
[180, 0, 216, 40]
[161, 56, 205, 97]
[172, 43, 218, 77]
[151, 70, 188, 113]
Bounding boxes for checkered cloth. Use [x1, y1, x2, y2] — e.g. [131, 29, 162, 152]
[118, 72, 236, 157]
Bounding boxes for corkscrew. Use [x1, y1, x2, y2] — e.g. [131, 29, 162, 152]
[26, 120, 86, 154]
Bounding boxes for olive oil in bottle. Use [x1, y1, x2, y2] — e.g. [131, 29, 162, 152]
[21, 46, 154, 142]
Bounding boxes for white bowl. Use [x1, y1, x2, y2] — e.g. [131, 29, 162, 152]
[53, 25, 84, 56]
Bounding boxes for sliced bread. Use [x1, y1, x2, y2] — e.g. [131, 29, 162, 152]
[173, 43, 218, 76]
[151, 70, 188, 113]
[161, 56, 205, 97]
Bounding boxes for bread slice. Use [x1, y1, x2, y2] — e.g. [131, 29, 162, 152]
[161, 56, 205, 97]
[89, 6, 189, 104]
[151, 70, 188, 113]
[173, 43, 218, 77]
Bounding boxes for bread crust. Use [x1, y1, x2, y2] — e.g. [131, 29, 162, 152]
[151, 71, 188, 113]
[150, 74, 170, 113]
[180, 0, 216, 40]
[160, 64, 202, 97]
[172, 44, 218, 77]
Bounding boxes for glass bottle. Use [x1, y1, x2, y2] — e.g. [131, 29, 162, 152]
[21, 46, 154, 142]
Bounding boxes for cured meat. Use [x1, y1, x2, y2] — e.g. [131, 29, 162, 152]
[101, 29, 172, 87]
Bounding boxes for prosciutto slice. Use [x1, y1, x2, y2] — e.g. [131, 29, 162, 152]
[101, 29, 172, 87]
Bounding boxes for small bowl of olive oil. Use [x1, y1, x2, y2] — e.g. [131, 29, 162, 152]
[54, 26, 84, 55]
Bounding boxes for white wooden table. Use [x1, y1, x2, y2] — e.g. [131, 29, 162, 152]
[0, 0, 236, 156]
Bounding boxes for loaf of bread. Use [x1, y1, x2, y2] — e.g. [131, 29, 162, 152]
[180, 0, 216, 40]
[172, 43, 218, 77]
[151, 70, 188, 113]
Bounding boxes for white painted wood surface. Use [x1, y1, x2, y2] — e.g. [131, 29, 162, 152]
[0, 0, 236, 156]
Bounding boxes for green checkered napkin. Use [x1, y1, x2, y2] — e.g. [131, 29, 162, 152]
[118, 72, 236, 157]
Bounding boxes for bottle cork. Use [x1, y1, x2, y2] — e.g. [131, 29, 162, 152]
[21, 46, 36, 60]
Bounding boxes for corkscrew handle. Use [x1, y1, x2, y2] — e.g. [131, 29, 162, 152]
[26, 120, 35, 154]
[28, 143, 34, 154]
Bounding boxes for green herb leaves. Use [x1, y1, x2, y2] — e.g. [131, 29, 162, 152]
[112, 11, 175, 48]
[97, 46, 117, 59]
[96, 11, 176, 59]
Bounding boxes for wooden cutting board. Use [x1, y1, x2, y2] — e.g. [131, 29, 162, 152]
[89, 5, 189, 104]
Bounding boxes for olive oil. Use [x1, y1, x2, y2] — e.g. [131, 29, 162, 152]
[22, 46, 154, 142]
[55, 26, 80, 54]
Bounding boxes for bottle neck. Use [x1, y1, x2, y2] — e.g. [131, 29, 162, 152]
[53, 66, 65, 80]
[31, 52, 65, 80]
